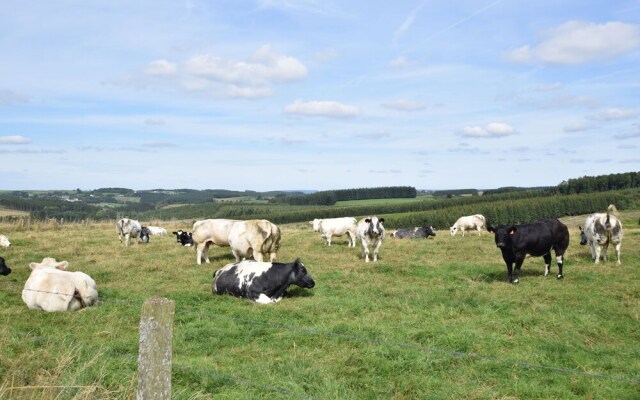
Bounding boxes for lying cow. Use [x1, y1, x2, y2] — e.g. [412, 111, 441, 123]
[356, 216, 385, 262]
[147, 226, 167, 236]
[487, 219, 569, 283]
[0, 256, 11, 276]
[450, 214, 486, 236]
[117, 218, 149, 246]
[391, 226, 436, 239]
[192, 219, 240, 264]
[173, 230, 194, 246]
[310, 217, 357, 247]
[227, 219, 281, 262]
[212, 258, 315, 304]
[22, 257, 98, 312]
[0, 234, 11, 247]
[579, 204, 623, 264]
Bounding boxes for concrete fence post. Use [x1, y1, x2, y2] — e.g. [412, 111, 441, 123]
[137, 297, 176, 400]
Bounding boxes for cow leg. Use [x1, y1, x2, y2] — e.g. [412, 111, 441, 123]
[253, 251, 264, 262]
[477, 227, 482, 236]
[326, 234, 332, 246]
[602, 243, 609, 262]
[361, 243, 370, 262]
[555, 255, 564, 279]
[372, 239, 382, 262]
[505, 262, 513, 283]
[125, 233, 131, 246]
[513, 256, 526, 284]
[594, 245, 602, 264]
[543, 253, 552, 277]
[614, 242, 621, 265]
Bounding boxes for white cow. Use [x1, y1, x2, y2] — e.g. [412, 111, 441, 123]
[310, 217, 357, 247]
[579, 205, 623, 264]
[0, 234, 11, 247]
[356, 216, 385, 262]
[22, 257, 98, 312]
[450, 214, 486, 236]
[227, 219, 281, 262]
[147, 226, 167, 236]
[191, 219, 241, 265]
[116, 218, 146, 246]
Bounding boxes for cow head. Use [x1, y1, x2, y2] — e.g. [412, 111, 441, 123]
[0, 235, 11, 248]
[310, 219, 322, 232]
[291, 258, 315, 289]
[487, 224, 516, 249]
[449, 225, 458, 236]
[578, 226, 588, 245]
[140, 226, 151, 243]
[425, 226, 437, 237]
[365, 216, 385, 237]
[173, 230, 194, 246]
[0, 256, 11, 276]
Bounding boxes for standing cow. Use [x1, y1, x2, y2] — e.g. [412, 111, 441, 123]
[450, 214, 486, 236]
[116, 218, 149, 246]
[212, 258, 315, 304]
[487, 219, 569, 283]
[227, 219, 281, 262]
[310, 217, 357, 247]
[356, 216, 385, 262]
[192, 219, 241, 264]
[579, 205, 623, 264]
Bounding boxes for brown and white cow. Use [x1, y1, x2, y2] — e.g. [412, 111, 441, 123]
[310, 217, 357, 247]
[450, 214, 486, 236]
[579, 205, 623, 264]
[227, 219, 281, 262]
[22, 257, 98, 312]
[191, 219, 241, 264]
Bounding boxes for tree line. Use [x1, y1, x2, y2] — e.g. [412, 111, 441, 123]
[271, 186, 417, 206]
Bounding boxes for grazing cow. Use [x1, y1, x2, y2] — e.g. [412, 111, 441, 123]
[147, 226, 167, 236]
[0, 234, 10, 247]
[450, 214, 486, 236]
[579, 205, 623, 264]
[227, 219, 281, 262]
[212, 258, 315, 304]
[310, 217, 357, 247]
[391, 226, 436, 239]
[22, 257, 98, 312]
[192, 219, 241, 264]
[116, 218, 148, 246]
[173, 230, 194, 246]
[356, 216, 385, 262]
[487, 219, 569, 284]
[0, 256, 11, 276]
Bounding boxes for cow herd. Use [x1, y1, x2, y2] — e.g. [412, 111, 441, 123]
[0, 205, 626, 310]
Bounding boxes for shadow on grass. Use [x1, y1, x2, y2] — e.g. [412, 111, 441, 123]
[473, 267, 556, 283]
[286, 286, 315, 298]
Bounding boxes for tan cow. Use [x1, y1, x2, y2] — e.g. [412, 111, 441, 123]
[22, 257, 98, 312]
[191, 219, 241, 265]
[227, 219, 281, 262]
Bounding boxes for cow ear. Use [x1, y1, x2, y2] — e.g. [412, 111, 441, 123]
[379, 218, 385, 223]
[29, 262, 40, 270]
[293, 258, 303, 270]
[365, 218, 371, 223]
[578, 226, 583, 232]
[56, 261, 69, 270]
[508, 226, 517, 235]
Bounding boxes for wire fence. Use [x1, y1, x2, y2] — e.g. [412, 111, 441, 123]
[3, 286, 640, 399]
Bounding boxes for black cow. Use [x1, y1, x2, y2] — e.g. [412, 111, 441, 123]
[487, 219, 569, 283]
[0, 256, 11, 276]
[172, 230, 193, 246]
[212, 258, 315, 304]
[391, 226, 436, 239]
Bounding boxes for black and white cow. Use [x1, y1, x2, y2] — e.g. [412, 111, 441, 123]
[212, 258, 315, 304]
[0, 256, 11, 276]
[579, 205, 623, 264]
[356, 216, 385, 262]
[172, 230, 194, 246]
[487, 219, 569, 284]
[391, 226, 436, 239]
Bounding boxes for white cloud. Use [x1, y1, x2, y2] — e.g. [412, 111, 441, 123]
[284, 100, 360, 118]
[226, 85, 273, 99]
[506, 21, 640, 65]
[185, 45, 307, 85]
[382, 100, 427, 112]
[588, 108, 640, 121]
[145, 118, 166, 126]
[0, 135, 32, 144]
[143, 60, 178, 76]
[461, 122, 515, 138]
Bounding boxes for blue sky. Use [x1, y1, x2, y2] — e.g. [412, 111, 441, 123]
[1, 0, 639, 191]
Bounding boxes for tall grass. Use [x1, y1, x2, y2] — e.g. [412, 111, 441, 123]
[0, 214, 639, 399]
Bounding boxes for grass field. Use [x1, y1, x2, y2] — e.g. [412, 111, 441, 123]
[0, 213, 639, 399]
[0, 208, 29, 217]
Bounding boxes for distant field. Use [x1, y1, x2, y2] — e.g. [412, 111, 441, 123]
[0, 208, 29, 217]
[335, 196, 435, 207]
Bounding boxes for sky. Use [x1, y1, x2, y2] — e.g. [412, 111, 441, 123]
[0, 0, 639, 192]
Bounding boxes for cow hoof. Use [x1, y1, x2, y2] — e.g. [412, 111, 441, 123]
[557, 274, 563, 280]
[513, 279, 519, 284]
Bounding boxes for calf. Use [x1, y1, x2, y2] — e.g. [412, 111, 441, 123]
[310, 217, 357, 247]
[487, 219, 569, 283]
[450, 214, 486, 236]
[391, 226, 436, 239]
[212, 258, 315, 304]
[22, 257, 98, 312]
[356, 216, 385, 262]
[0, 256, 11, 276]
[173, 230, 194, 246]
[0, 234, 11, 247]
[579, 205, 623, 264]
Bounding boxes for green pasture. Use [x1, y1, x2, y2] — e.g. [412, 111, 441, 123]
[0, 214, 639, 399]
